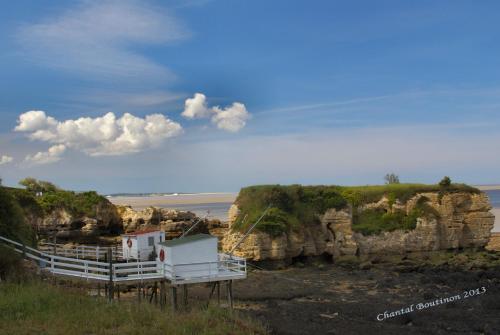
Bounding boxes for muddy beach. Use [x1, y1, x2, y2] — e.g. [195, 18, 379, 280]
[50, 249, 500, 334]
[229, 256, 500, 334]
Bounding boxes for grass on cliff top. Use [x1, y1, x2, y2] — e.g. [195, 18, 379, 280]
[4, 185, 110, 218]
[0, 281, 266, 335]
[233, 183, 480, 236]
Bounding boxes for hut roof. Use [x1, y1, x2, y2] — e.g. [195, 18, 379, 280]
[159, 234, 215, 247]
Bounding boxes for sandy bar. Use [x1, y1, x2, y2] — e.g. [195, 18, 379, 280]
[475, 185, 500, 191]
[108, 193, 237, 208]
[492, 208, 500, 232]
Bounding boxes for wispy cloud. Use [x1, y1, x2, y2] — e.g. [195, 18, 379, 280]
[17, 0, 189, 82]
[82, 90, 184, 108]
[259, 87, 500, 116]
[261, 94, 398, 114]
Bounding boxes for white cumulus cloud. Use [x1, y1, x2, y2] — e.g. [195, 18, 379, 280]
[181, 93, 211, 119]
[15, 111, 183, 158]
[25, 145, 66, 165]
[211, 103, 250, 132]
[0, 155, 13, 165]
[181, 93, 250, 132]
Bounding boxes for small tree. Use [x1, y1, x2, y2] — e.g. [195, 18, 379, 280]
[19, 177, 58, 193]
[384, 173, 400, 184]
[439, 176, 451, 188]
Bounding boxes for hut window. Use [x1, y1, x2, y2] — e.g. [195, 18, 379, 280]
[148, 236, 154, 246]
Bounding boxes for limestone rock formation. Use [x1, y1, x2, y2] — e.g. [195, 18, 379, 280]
[37, 199, 122, 240]
[117, 205, 204, 238]
[221, 192, 495, 261]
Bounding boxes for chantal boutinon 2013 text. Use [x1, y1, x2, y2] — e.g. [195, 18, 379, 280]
[376, 287, 487, 321]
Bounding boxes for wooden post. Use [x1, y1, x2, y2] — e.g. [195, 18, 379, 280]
[171, 286, 178, 312]
[160, 281, 165, 310]
[117, 285, 120, 300]
[137, 283, 142, 304]
[183, 284, 188, 308]
[227, 280, 233, 309]
[151, 282, 158, 305]
[155, 282, 158, 305]
[207, 282, 216, 306]
[52, 228, 57, 256]
[217, 282, 221, 306]
[108, 249, 114, 302]
[97, 283, 101, 297]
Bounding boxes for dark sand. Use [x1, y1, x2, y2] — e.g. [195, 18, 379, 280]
[177, 257, 500, 335]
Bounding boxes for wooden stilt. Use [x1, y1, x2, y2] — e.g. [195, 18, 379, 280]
[138, 283, 142, 304]
[183, 284, 188, 308]
[227, 280, 233, 309]
[154, 282, 158, 305]
[171, 286, 178, 312]
[217, 282, 221, 306]
[108, 249, 114, 302]
[97, 283, 101, 297]
[117, 285, 120, 300]
[207, 282, 217, 306]
[160, 281, 165, 310]
[149, 284, 156, 304]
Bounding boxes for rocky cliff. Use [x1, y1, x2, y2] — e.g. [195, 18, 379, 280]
[37, 200, 122, 239]
[221, 191, 495, 262]
[117, 205, 217, 238]
[36, 204, 210, 241]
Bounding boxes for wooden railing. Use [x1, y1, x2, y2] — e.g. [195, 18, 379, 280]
[0, 235, 246, 284]
[38, 242, 123, 261]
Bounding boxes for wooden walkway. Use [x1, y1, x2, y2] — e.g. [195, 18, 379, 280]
[0, 235, 246, 285]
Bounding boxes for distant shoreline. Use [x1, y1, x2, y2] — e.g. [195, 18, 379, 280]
[108, 192, 238, 208]
[475, 185, 500, 191]
[106, 192, 236, 198]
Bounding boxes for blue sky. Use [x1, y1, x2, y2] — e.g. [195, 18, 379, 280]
[0, 0, 499, 193]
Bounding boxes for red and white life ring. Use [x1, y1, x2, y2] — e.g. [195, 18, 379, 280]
[159, 249, 165, 262]
[127, 238, 132, 248]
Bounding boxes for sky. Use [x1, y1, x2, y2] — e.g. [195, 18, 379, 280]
[0, 0, 499, 193]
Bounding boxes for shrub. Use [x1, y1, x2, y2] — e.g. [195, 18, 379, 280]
[439, 176, 452, 188]
[384, 173, 400, 184]
[0, 187, 35, 246]
[352, 208, 419, 236]
[234, 185, 346, 235]
[0, 245, 23, 281]
[29, 189, 107, 218]
[19, 177, 58, 193]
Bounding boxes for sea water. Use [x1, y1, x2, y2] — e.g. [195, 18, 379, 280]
[485, 190, 500, 208]
[168, 202, 233, 221]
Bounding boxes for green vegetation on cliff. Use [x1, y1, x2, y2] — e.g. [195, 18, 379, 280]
[0, 187, 35, 244]
[233, 183, 480, 237]
[0, 282, 265, 335]
[233, 185, 347, 236]
[0, 186, 37, 279]
[16, 178, 109, 217]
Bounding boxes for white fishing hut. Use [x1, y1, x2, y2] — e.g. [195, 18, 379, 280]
[156, 234, 221, 280]
[122, 229, 165, 261]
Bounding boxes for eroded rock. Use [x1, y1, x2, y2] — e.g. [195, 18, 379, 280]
[221, 192, 495, 261]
